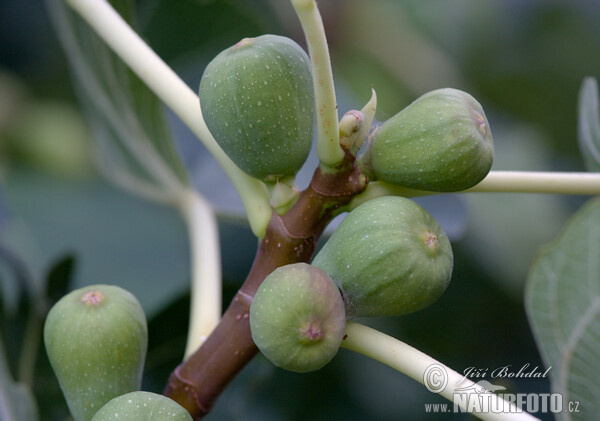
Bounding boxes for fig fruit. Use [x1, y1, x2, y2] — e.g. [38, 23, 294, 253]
[249, 263, 345, 373]
[44, 285, 148, 421]
[199, 34, 314, 181]
[92, 391, 192, 420]
[364, 88, 493, 191]
[311, 196, 453, 317]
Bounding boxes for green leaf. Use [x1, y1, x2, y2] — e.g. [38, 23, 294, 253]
[3, 166, 190, 317]
[578, 77, 600, 171]
[525, 197, 600, 420]
[45, 0, 189, 200]
[0, 247, 40, 421]
[0, 344, 39, 421]
[45, 255, 75, 307]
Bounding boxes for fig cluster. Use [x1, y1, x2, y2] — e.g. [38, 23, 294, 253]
[250, 197, 454, 373]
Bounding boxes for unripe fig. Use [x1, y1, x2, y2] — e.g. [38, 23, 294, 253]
[44, 285, 148, 421]
[249, 263, 345, 373]
[199, 34, 314, 181]
[364, 88, 493, 192]
[312, 196, 453, 317]
[92, 391, 192, 421]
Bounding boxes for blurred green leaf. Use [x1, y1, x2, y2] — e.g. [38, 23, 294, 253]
[4, 165, 190, 317]
[2, 99, 94, 179]
[462, 124, 572, 297]
[0, 242, 34, 376]
[578, 77, 600, 171]
[0, 245, 40, 421]
[140, 0, 280, 67]
[45, 0, 189, 200]
[0, 242, 32, 317]
[44, 255, 75, 308]
[3, 164, 257, 317]
[526, 197, 600, 420]
[0, 343, 39, 421]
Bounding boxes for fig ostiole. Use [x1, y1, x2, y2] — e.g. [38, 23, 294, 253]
[44, 284, 148, 421]
[199, 34, 315, 181]
[92, 391, 192, 420]
[362, 88, 494, 192]
[311, 196, 453, 318]
[249, 263, 346, 373]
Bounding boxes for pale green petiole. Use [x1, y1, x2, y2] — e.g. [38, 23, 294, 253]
[291, 0, 345, 170]
[64, 0, 272, 238]
[342, 322, 540, 421]
[178, 190, 222, 357]
[349, 171, 600, 210]
[465, 171, 600, 194]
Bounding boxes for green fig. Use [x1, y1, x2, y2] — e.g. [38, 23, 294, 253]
[199, 34, 314, 181]
[250, 263, 346, 373]
[44, 285, 148, 421]
[92, 391, 192, 420]
[364, 88, 493, 192]
[312, 196, 453, 317]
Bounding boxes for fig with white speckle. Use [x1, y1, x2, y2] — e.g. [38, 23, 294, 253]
[44, 285, 148, 421]
[92, 391, 191, 420]
[199, 34, 314, 181]
[362, 88, 494, 192]
[250, 263, 345, 373]
[311, 196, 453, 317]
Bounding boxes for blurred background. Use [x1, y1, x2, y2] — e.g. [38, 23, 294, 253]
[1, 0, 599, 419]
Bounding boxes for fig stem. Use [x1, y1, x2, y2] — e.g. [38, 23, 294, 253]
[164, 154, 366, 419]
[349, 171, 600, 210]
[341, 322, 540, 421]
[291, 0, 345, 170]
[465, 171, 600, 195]
[177, 190, 222, 359]
[62, 0, 272, 238]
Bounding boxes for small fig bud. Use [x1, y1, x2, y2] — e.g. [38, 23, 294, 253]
[268, 176, 299, 215]
[312, 196, 453, 317]
[364, 88, 493, 192]
[44, 285, 148, 421]
[249, 263, 345, 373]
[92, 391, 192, 421]
[339, 110, 364, 150]
[199, 34, 315, 181]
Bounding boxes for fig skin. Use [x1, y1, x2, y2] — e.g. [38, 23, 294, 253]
[44, 284, 148, 421]
[249, 263, 346, 373]
[92, 391, 192, 420]
[366, 88, 493, 192]
[199, 34, 315, 181]
[312, 196, 453, 317]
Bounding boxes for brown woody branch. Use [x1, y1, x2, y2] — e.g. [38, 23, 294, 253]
[164, 154, 366, 419]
